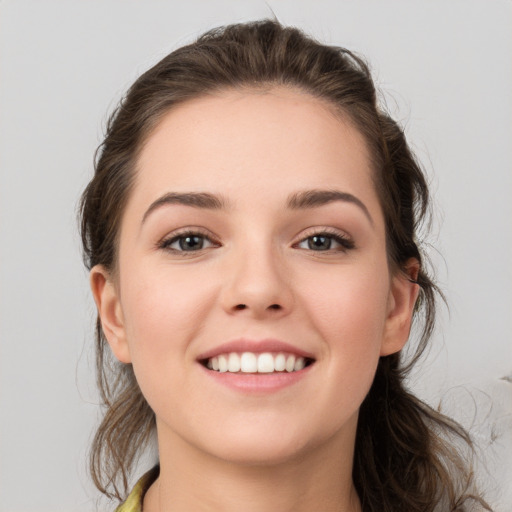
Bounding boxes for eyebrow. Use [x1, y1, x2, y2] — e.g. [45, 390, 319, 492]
[287, 189, 373, 225]
[142, 192, 228, 224]
[141, 188, 373, 225]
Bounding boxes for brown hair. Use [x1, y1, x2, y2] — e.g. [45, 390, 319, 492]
[80, 20, 491, 511]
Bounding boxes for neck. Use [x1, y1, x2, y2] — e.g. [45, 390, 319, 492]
[144, 421, 362, 512]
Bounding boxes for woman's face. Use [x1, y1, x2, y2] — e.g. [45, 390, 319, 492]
[92, 87, 417, 465]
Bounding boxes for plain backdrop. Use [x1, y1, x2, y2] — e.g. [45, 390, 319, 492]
[0, 1, 511, 511]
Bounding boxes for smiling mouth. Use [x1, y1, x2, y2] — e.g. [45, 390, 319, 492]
[201, 352, 315, 374]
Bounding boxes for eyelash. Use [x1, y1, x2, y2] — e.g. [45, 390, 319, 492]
[157, 228, 355, 255]
[157, 229, 220, 255]
[293, 228, 355, 253]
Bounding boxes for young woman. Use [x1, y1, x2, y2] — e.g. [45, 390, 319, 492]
[80, 20, 491, 512]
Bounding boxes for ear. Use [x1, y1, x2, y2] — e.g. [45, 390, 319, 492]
[90, 265, 132, 363]
[380, 259, 421, 356]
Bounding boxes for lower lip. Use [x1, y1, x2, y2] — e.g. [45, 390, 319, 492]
[199, 363, 313, 393]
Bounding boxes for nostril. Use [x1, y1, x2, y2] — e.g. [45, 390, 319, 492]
[234, 304, 247, 310]
[268, 304, 281, 310]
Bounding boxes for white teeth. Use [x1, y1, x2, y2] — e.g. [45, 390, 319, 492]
[285, 355, 296, 372]
[206, 352, 311, 373]
[274, 353, 286, 371]
[218, 355, 228, 373]
[257, 353, 274, 373]
[294, 357, 305, 371]
[228, 353, 241, 372]
[240, 352, 258, 373]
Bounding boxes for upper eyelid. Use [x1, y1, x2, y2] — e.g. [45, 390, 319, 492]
[293, 226, 353, 242]
[161, 227, 217, 241]
[157, 226, 353, 247]
[157, 228, 220, 250]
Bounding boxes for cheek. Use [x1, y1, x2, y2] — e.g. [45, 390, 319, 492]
[299, 260, 390, 374]
[119, 261, 216, 375]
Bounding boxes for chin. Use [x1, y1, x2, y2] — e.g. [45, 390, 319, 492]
[211, 437, 311, 467]
[196, 418, 334, 468]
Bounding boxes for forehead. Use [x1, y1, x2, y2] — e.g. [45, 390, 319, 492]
[133, 87, 380, 216]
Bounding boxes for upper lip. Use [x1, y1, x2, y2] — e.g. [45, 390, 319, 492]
[196, 339, 316, 361]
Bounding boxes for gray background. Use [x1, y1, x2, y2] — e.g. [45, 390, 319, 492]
[1, 0, 511, 510]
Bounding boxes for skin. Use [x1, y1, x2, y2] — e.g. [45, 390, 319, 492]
[91, 87, 419, 512]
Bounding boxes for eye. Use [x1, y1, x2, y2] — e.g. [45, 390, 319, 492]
[159, 231, 218, 253]
[296, 231, 355, 252]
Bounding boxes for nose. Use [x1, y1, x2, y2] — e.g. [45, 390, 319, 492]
[220, 242, 294, 319]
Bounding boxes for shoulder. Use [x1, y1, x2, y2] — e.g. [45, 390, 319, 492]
[115, 466, 160, 512]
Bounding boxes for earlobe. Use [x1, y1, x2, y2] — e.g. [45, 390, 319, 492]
[90, 265, 132, 363]
[381, 259, 421, 356]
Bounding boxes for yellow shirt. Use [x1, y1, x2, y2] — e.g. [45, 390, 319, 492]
[115, 466, 160, 512]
